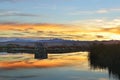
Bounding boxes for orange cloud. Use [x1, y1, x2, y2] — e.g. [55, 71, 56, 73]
[99, 26, 120, 34]
[0, 23, 75, 31]
[0, 22, 120, 40]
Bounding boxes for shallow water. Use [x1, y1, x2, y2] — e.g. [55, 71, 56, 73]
[0, 52, 115, 80]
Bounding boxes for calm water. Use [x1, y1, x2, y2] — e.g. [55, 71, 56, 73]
[0, 52, 115, 80]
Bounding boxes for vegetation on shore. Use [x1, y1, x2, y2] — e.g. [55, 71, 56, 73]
[89, 43, 120, 79]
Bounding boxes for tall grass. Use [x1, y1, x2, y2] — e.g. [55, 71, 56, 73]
[89, 43, 120, 79]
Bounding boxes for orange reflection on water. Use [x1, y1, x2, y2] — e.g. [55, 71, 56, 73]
[0, 52, 88, 69]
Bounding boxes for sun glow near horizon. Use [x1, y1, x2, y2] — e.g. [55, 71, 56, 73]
[0, 22, 120, 40]
[110, 34, 120, 40]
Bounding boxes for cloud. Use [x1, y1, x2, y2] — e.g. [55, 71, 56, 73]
[36, 31, 45, 34]
[12, 32, 25, 35]
[0, 0, 25, 2]
[96, 35, 104, 38]
[68, 18, 120, 40]
[0, 11, 42, 17]
[100, 26, 120, 34]
[96, 8, 120, 14]
[69, 8, 120, 15]
[96, 9, 108, 14]
[0, 21, 120, 40]
[0, 33, 8, 35]
[8, 28, 23, 31]
[71, 19, 120, 28]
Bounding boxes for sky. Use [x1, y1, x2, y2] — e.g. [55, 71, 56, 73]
[0, 0, 120, 40]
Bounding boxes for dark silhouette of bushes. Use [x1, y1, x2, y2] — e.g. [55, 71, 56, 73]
[89, 43, 120, 80]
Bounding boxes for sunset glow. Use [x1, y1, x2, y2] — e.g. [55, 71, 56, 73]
[0, 22, 120, 40]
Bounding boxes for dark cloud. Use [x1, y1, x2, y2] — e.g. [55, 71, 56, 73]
[22, 31, 31, 34]
[0, 22, 65, 27]
[12, 33, 24, 35]
[0, 9, 42, 18]
[0, 33, 8, 35]
[0, 0, 24, 2]
[0, 22, 19, 25]
[24, 28, 34, 31]
[47, 31, 57, 34]
[36, 31, 45, 34]
[8, 28, 23, 31]
[96, 35, 104, 38]
[100, 26, 120, 34]
[44, 31, 60, 36]
[0, 11, 41, 17]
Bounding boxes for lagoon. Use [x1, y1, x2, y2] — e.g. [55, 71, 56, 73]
[0, 52, 116, 80]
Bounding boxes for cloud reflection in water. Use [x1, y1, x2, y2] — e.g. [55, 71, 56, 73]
[0, 52, 88, 69]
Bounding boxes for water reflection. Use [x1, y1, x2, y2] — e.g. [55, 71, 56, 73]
[0, 52, 111, 80]
[0, 52, 88, 69]
[89, 44, 120, 80]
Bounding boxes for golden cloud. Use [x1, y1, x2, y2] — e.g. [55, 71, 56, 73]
[100, 26, 120, 34]
[0, 21, 120, 40]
